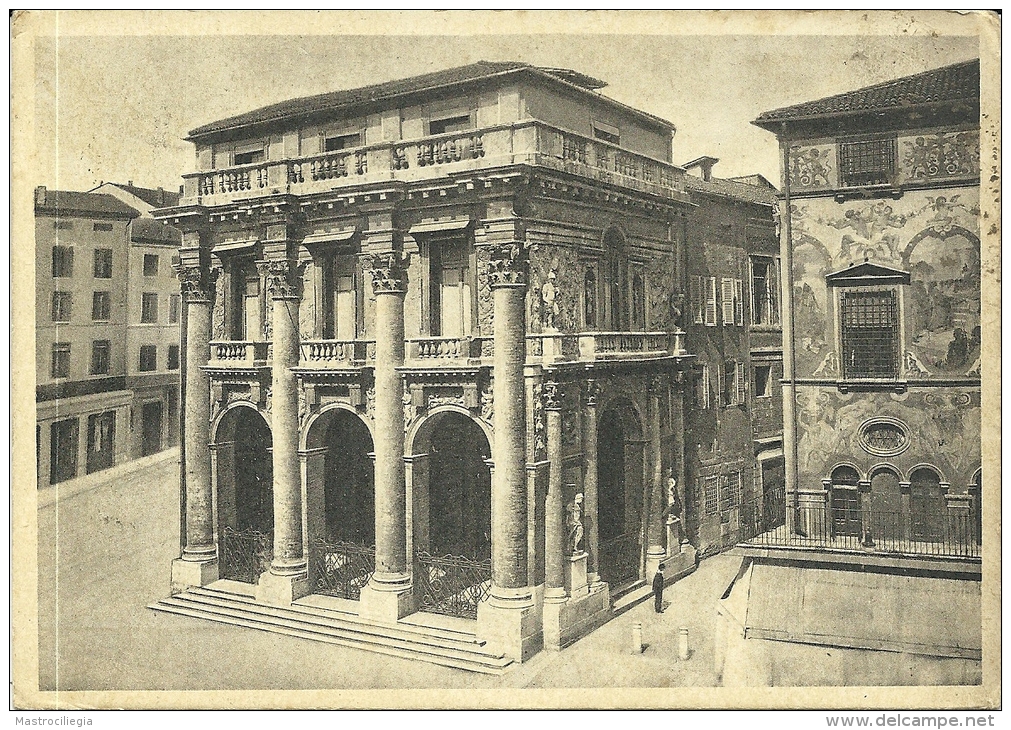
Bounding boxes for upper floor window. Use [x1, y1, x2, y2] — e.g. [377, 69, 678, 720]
[229, 257, 261, 341]
[691, 276, 718, 327]
[90, 340, 111, 376]
[592, 121, 620, 146]
[719, 359, 746, 407]
[93, 222, 113, 232]
[167, 344, 180, 370]
[168, 294, 180, 324]
[320, 253, 359, 340]
[753, 364, 773, 398]
[234, 149, 264, 165]
[139, 345, 157, 372]
[840, 290, 899, 379]
[839, 137, 896, 187]
[92, 291, 111, 321]
[603, 229, 629, 330]
[721, 277, 744, 326]
[428, 236, 472, 338]
[143, 254, 159, 276]
[631, 271, 646, 330]
[94, 248, 113, 278]
[324, 131, 363, 151]
[51, 292, 72, 322]
[52, 245, 74, 277]
[428, 114, 473, 136]
[141, 293, 159, 324]
[51, 342, 71, 379]
[751, 257, 780, 326]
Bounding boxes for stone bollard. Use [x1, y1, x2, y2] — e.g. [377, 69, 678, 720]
[631, 621, 643, 654]
[678, 626, 690, 660]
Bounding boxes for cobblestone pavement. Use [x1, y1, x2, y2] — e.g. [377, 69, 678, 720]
[38, 455, 740, 693]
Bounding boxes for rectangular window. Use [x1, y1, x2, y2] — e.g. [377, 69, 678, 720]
[90, 340, 111, 375]
[92, 291, 111, 321]
[721, 278, 735, 326]
[143, 254, 159, 276]
[704, 276, 717, 326]
[592, 121, 620, 146]
[751, 257, 780, 326]
[429, 114, 473, 136]
[734, 278, 745, 326]
[324, 131, 363, 151]
[54, 220, 73, 230]
[694, 364, 711, 409]
[93, 222, 113, 232]
[51, 292, 72, 322]
[94, 248, 113, 278]
[736, 361, 747, 405]
[52, 246, 74, 277]
[139, 345, 157, 372]
[720, 360, 742, 407]
[234, 149, 264, 165]
[754, 364, 773, 398]
[141, 293, 158, 323]
[840, 290, 899, 379]
[51, 342, 71, 379]
[839, 137, 896, 187]
[167, 344, 180, 370]
[703, 475, 720, 516]
[168, 294, 180, 324]
[690, 276, 704, 325]
[720, 471, 743, 512]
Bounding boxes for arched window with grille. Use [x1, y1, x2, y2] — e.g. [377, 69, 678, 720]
[830, 465, 861, 537]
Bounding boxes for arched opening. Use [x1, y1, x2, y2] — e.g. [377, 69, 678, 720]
[597, 401, 644, 588]
[428, 412, 491, 559]
[909, 467, 945, 542]
[970, 469, 982, 545]
[322, 411, 375, 545]
[410, 410, 493, 619]
[868, 466, 903, 540]
[603, 228, 629, 331]
[303, 407, 375, 600]
[214, 405, 273, 584]
[829, 465, 861, 538]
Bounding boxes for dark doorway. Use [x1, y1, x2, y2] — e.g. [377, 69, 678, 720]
[86, 411, 116, 474]
[869, 467, 903, 540]
[141, 401, 163, 456]
[323, 411, 375, 545]
[234, 410, 273, 534]
[830, 466, 861, 538]
[909, 468, 945, 542]
[597, 405, 643, 587]
[167, 387, 179, 446]
[50, 418, 79, 484]
[428, 413, 491, 559]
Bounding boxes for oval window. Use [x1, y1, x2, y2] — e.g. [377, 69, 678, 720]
[858, 418, 909, 457]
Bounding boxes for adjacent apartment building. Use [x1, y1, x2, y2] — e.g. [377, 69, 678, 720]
[35, 185, 182, 487]
[151, 60, 780, 668]
[718, 58, 982, 686]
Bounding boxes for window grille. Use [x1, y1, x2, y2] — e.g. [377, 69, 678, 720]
[841, 290, 899, 379]
[703, 475, 719, 516]
[839, 138, 896, 187]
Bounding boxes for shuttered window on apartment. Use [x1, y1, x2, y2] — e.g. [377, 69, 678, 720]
[733, 278, 744, 326]
[721, 278, 734, 325]
[704, 276, 717, 326]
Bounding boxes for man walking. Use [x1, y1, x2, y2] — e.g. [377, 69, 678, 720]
[653, 563, 665, 613]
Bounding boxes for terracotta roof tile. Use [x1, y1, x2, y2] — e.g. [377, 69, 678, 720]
[34, 189, 139, 218]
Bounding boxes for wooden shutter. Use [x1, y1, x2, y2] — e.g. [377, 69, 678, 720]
[701, 364, 710, 408]
[769, 260, 780, 325]
[705, 277, 717, 326]
[734, 278, 744, 326]
[721, 278, 735, 325]
[716, 362, 725, 407]
[690, 276, 703, 324]
[736, 361, 746, 405]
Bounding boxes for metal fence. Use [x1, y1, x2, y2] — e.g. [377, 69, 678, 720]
[740, 488, 980, 559]
[415, 552, 492, 620]
[220, 526, 272, 584]
[310, 538, 375, 601]
[598, 532, 642, 586]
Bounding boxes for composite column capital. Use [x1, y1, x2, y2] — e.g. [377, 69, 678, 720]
[486, 242, 528, 289]
[364, 251, 409, 294]
[257, 258, 306, 300]
[174, 260, 219, 304]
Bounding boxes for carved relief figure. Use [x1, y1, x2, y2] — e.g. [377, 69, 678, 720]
[541, 269, 560, 330]
[566, 493, 584, 554]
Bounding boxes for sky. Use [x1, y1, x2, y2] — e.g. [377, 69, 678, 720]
[32, 16, 979, 194]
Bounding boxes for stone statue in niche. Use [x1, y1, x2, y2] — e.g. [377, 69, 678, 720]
[567, 493, 585, 554]
[662, 472, 684, 547]
[541, 268, 560, 331]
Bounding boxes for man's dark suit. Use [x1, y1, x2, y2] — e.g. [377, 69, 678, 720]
[653, 569, 665, 613]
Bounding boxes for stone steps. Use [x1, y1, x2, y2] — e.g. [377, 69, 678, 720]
[149, 586, 512, 675]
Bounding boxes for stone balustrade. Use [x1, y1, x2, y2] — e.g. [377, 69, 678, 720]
[181, 121, 688, 205]
[208, 340, 271, 367]
[407, 336, 485, 362]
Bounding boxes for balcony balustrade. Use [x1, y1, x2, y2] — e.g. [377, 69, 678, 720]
[208, 340, 271, 367]
[298, 339, 375, 368]
[182, 121, 688, 205]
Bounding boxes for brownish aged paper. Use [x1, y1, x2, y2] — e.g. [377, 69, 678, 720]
[11, 9, 1000, 710]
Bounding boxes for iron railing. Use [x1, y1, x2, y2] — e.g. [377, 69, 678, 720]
[598, 532, 641, 587]
[220, 526, 272, 584]
[310, 537, 375, 600]
[415, 552, 492, 620]
[740, 488, 980, 559]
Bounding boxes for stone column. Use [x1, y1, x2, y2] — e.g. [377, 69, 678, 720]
[256, 259, 310, 605]
[581, 380, 600, 584]
[478, 243, 539, 661]
[359, 252, 413, 621]
[170, 262, 220, 593]
[543, 382, 566, 602]
[645, 377, 666, 580]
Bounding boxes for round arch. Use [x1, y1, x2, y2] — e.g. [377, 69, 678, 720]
[302, 402, 375, 452]
[407, 405, 494, 458]
[906, 463, 946, 485]
[909, 465, 946, 542]
[828, 463, 863, 484]
[212, 400, 270, 445]
[867, 463, 903, 539]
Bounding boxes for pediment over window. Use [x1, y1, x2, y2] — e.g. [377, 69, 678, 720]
[826, 261, 910, 287]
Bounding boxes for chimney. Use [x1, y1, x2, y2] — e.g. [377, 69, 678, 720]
[128, 180, 134, 187]
[682, 156, 719, 182]
[34, 186, 46, 206]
